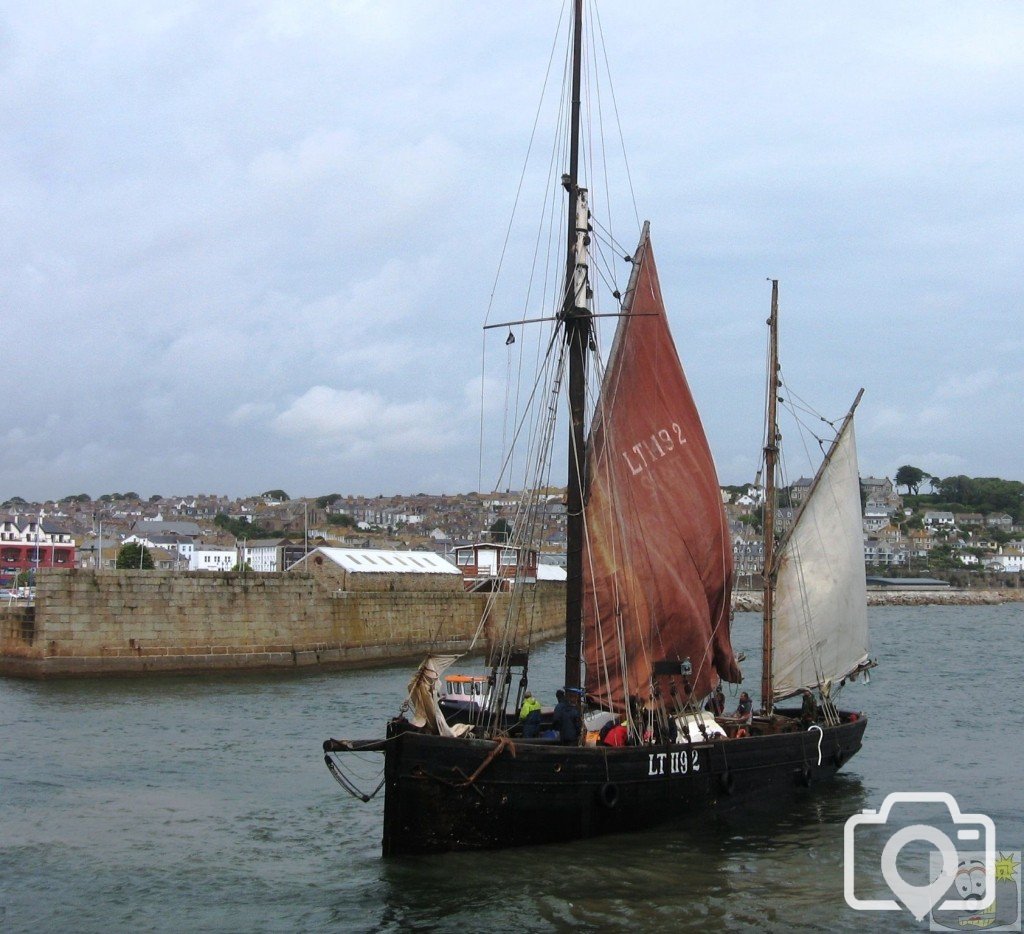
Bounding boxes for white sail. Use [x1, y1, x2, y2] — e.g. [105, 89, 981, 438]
[771, 416, 869, 699]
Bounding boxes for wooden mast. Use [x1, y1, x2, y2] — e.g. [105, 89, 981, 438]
[562, 0, 589, 697]
[760, 280, 780, 715]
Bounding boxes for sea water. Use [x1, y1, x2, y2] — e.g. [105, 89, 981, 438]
[1, 604, 1022, 932]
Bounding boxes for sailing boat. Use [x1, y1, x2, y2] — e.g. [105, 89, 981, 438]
[323, 3, 874, 856]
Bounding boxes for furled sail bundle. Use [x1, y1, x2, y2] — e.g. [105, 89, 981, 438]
[406, 655, 463, 737]
[770, 415, 869, 699]
[582, 229, 741, 711]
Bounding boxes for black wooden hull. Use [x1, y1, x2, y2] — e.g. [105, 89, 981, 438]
[367, 714, 867, 855]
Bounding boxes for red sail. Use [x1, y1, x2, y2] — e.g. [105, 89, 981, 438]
[582, 229, 740, 712]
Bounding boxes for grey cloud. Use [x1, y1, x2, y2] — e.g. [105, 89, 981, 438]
[2, 2, 1022, 500]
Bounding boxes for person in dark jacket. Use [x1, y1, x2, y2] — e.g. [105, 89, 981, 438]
[551, 689, 581, 744]
[734, 691, 753, 722]
[704, 685, 726, 716]
[800, 689, 818, 724]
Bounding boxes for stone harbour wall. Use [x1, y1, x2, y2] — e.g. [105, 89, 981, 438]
[732, 587, 1024, 612]
[0, 569, 566, 678]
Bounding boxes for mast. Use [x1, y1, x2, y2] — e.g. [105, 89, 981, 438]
[562, 0, 589, 697]
[760, 280, 780, 714]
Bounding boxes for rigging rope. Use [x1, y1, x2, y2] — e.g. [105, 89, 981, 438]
[592, 0, 641, 231]
[478, 1, 568, 491]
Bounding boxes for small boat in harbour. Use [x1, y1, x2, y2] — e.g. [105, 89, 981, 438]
[323, 1, 875, 856]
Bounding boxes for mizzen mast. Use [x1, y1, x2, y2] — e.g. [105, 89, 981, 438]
[760, 279, 780, 715]
[562, 0, 590, 698]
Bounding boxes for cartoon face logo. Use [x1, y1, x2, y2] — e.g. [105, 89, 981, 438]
[930, 852, 1021, 931]
[955, 858, 989, 901]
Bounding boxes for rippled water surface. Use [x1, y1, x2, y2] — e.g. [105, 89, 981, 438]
[2, 604, 1023, 932]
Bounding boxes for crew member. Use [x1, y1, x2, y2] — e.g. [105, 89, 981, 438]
[800, 689, 818, 724]
[519, 690, 542, 738]
[704, 685, 726, 716]
[602, 720, 629, 747]
[551, 689, 581, 745]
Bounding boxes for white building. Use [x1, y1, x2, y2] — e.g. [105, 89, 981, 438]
[123, 533, 194, 564]
[988, 548, 1024, 573]
[189, 547, 237, 572]
[863, 502, 895, 533]
[289, 547, 463, 591]
[241, 539, 293, 573]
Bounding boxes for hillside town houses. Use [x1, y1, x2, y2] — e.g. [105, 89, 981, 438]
[1, 477, 1022, 589]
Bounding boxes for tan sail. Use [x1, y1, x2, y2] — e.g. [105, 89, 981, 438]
[406, 655, 471, 738]
[582, 228, 741, 711]
[771, 412, 869, 699]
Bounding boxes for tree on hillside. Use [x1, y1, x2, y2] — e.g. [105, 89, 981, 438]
[739, 513, 763, 534]
[214, 513, 276, 539]
[261, 489, 289, 502]
[934, 475, 1024, 520]
[116, 542, 154, 569]
[489, 518, 513, 543]
[895, 465, 927, 495]
[316, 493, 342, 508]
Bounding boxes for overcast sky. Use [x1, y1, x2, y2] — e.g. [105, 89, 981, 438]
[2, 1, 1022, 502]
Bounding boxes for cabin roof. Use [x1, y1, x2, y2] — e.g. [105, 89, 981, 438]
[537, 564, 567, 581]
[298, 547, 461, 575]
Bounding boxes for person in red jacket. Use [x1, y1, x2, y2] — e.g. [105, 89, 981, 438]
[602, 721, 628, 747]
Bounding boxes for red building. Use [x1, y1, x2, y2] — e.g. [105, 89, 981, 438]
[0, 517, 76, 586]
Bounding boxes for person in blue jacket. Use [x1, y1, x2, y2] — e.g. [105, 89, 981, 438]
[551, 689, 581, 744]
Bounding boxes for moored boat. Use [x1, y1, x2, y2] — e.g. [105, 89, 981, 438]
[323, 1, 875, 856]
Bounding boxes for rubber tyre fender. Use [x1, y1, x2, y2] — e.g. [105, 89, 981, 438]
[719, 770, 735, 795]
[599, 782, 620, 808]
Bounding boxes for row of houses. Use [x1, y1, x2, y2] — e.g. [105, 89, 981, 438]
[920, 510, 1015, 530]
[862, 532, 1024, 573]
[6, 472, 1022, 586]
[118, 525, 316, 574]
[726, 475, 1023, 577]
[0, 516, 77, 585]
